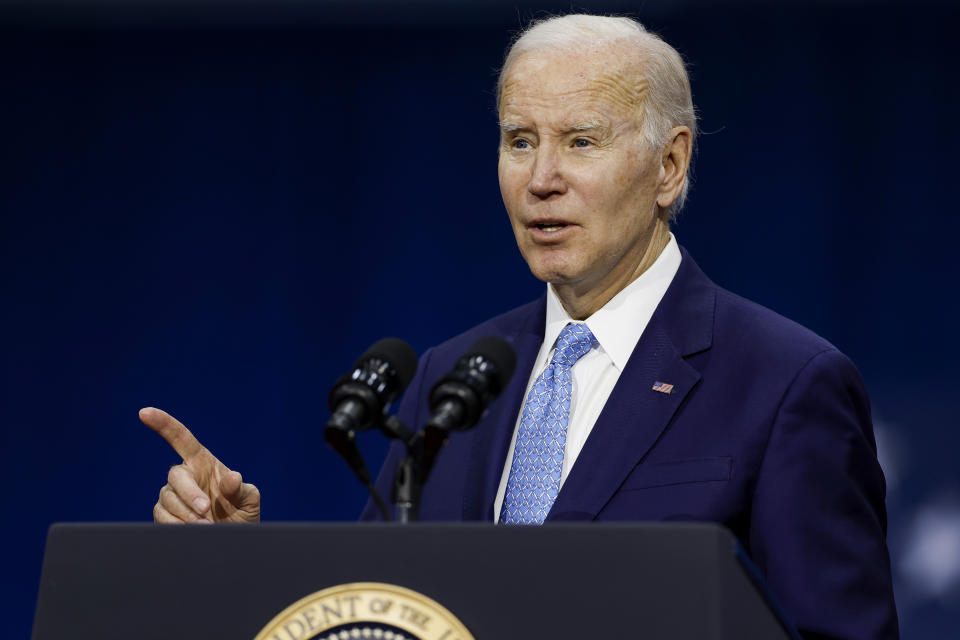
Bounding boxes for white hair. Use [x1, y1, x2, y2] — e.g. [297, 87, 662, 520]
[497, 14, 697, 217]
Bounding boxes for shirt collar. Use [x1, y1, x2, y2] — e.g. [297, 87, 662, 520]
[542, 233, 683, 371]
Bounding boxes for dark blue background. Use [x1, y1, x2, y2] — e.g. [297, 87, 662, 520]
[2, 1, 958, 637]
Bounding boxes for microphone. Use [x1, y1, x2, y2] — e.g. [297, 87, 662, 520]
[325, 337, 418, 485]
[420, 336, 517, 474]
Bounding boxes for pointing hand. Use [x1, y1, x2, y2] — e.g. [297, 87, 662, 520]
[140, 407, 260, 524]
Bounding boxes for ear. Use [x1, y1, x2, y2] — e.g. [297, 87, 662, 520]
[656, 126, 693, 210]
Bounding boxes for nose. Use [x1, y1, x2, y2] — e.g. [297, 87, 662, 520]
[527, 146, 567, 199]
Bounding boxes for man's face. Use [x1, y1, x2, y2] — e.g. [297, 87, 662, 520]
[498, 48, 664, 298]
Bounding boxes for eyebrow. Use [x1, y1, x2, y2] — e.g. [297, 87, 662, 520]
[568, 120, 605, 132]
[499, 120, 608, 134]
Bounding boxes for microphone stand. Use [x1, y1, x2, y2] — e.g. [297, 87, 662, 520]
[379, 416, 424, 524]
[393, 456, 420, 524]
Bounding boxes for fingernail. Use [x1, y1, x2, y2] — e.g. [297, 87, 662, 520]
[197, 518, 213, 525]
[193, 497, 209, 513]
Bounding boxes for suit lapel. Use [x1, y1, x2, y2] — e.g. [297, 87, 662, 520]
[461, 296, 546, 520]
[545, 325, 701, 520]
[546, 248, 716, 521]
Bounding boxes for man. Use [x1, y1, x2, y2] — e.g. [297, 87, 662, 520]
[143, 14, 898, 639]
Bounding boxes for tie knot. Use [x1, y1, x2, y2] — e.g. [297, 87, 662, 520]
[551, 323, 596, 368]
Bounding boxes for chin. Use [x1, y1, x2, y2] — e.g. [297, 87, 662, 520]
[520, 245, 588, 285]
[526, 262, 580, 285]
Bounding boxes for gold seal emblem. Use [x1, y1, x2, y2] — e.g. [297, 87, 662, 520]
[254, 582, 475, 640]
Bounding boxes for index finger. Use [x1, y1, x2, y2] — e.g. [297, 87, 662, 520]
[140, 407, 204, 461]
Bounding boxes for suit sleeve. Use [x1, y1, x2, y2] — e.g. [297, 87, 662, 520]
[358, 347, 435, 521]
[749, 348, 899, 639]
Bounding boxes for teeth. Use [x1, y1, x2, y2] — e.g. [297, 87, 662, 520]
[537, 223, 565, 231]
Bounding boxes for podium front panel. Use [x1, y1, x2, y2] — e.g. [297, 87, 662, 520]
[33, 522, 796, 639]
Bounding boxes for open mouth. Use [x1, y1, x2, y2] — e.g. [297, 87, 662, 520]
[533, 221, 569, 232]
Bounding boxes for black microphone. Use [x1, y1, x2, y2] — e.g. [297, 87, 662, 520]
[325, 337, 418, 485]
[420, 336, 517, 475]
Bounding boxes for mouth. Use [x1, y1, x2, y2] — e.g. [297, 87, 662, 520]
[528, 219, 573, 232]
[525, 218, 576, 244]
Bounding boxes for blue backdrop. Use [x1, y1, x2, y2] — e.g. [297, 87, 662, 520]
[2, 1, 958, 637]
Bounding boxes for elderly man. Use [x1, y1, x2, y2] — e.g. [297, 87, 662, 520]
[143, 14, 898, 639]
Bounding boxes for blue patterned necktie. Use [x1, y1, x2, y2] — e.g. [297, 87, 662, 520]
[500, 322, 597, 525]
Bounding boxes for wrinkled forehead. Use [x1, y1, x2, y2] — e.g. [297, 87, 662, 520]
[498, 47, 649, 119]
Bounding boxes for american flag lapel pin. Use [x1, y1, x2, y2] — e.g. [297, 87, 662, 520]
[652, 381, 675, 394]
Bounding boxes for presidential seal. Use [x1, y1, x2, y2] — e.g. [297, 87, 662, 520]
[254, 582, 475, 640]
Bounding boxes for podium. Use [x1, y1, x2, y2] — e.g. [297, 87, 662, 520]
[33, 522, 800, 639]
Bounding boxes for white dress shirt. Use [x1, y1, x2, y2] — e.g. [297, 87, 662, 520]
[493, 234, 683, 522]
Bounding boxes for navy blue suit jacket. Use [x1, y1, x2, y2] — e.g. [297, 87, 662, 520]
[364, 248, 898, 639]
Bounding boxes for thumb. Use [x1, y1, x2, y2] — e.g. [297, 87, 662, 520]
[220, 470, 243, 498]
[220, 471, 260, 509]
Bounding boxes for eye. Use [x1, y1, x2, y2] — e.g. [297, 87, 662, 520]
[573, 138, 592, 148]
[512, 139, 531, 150]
